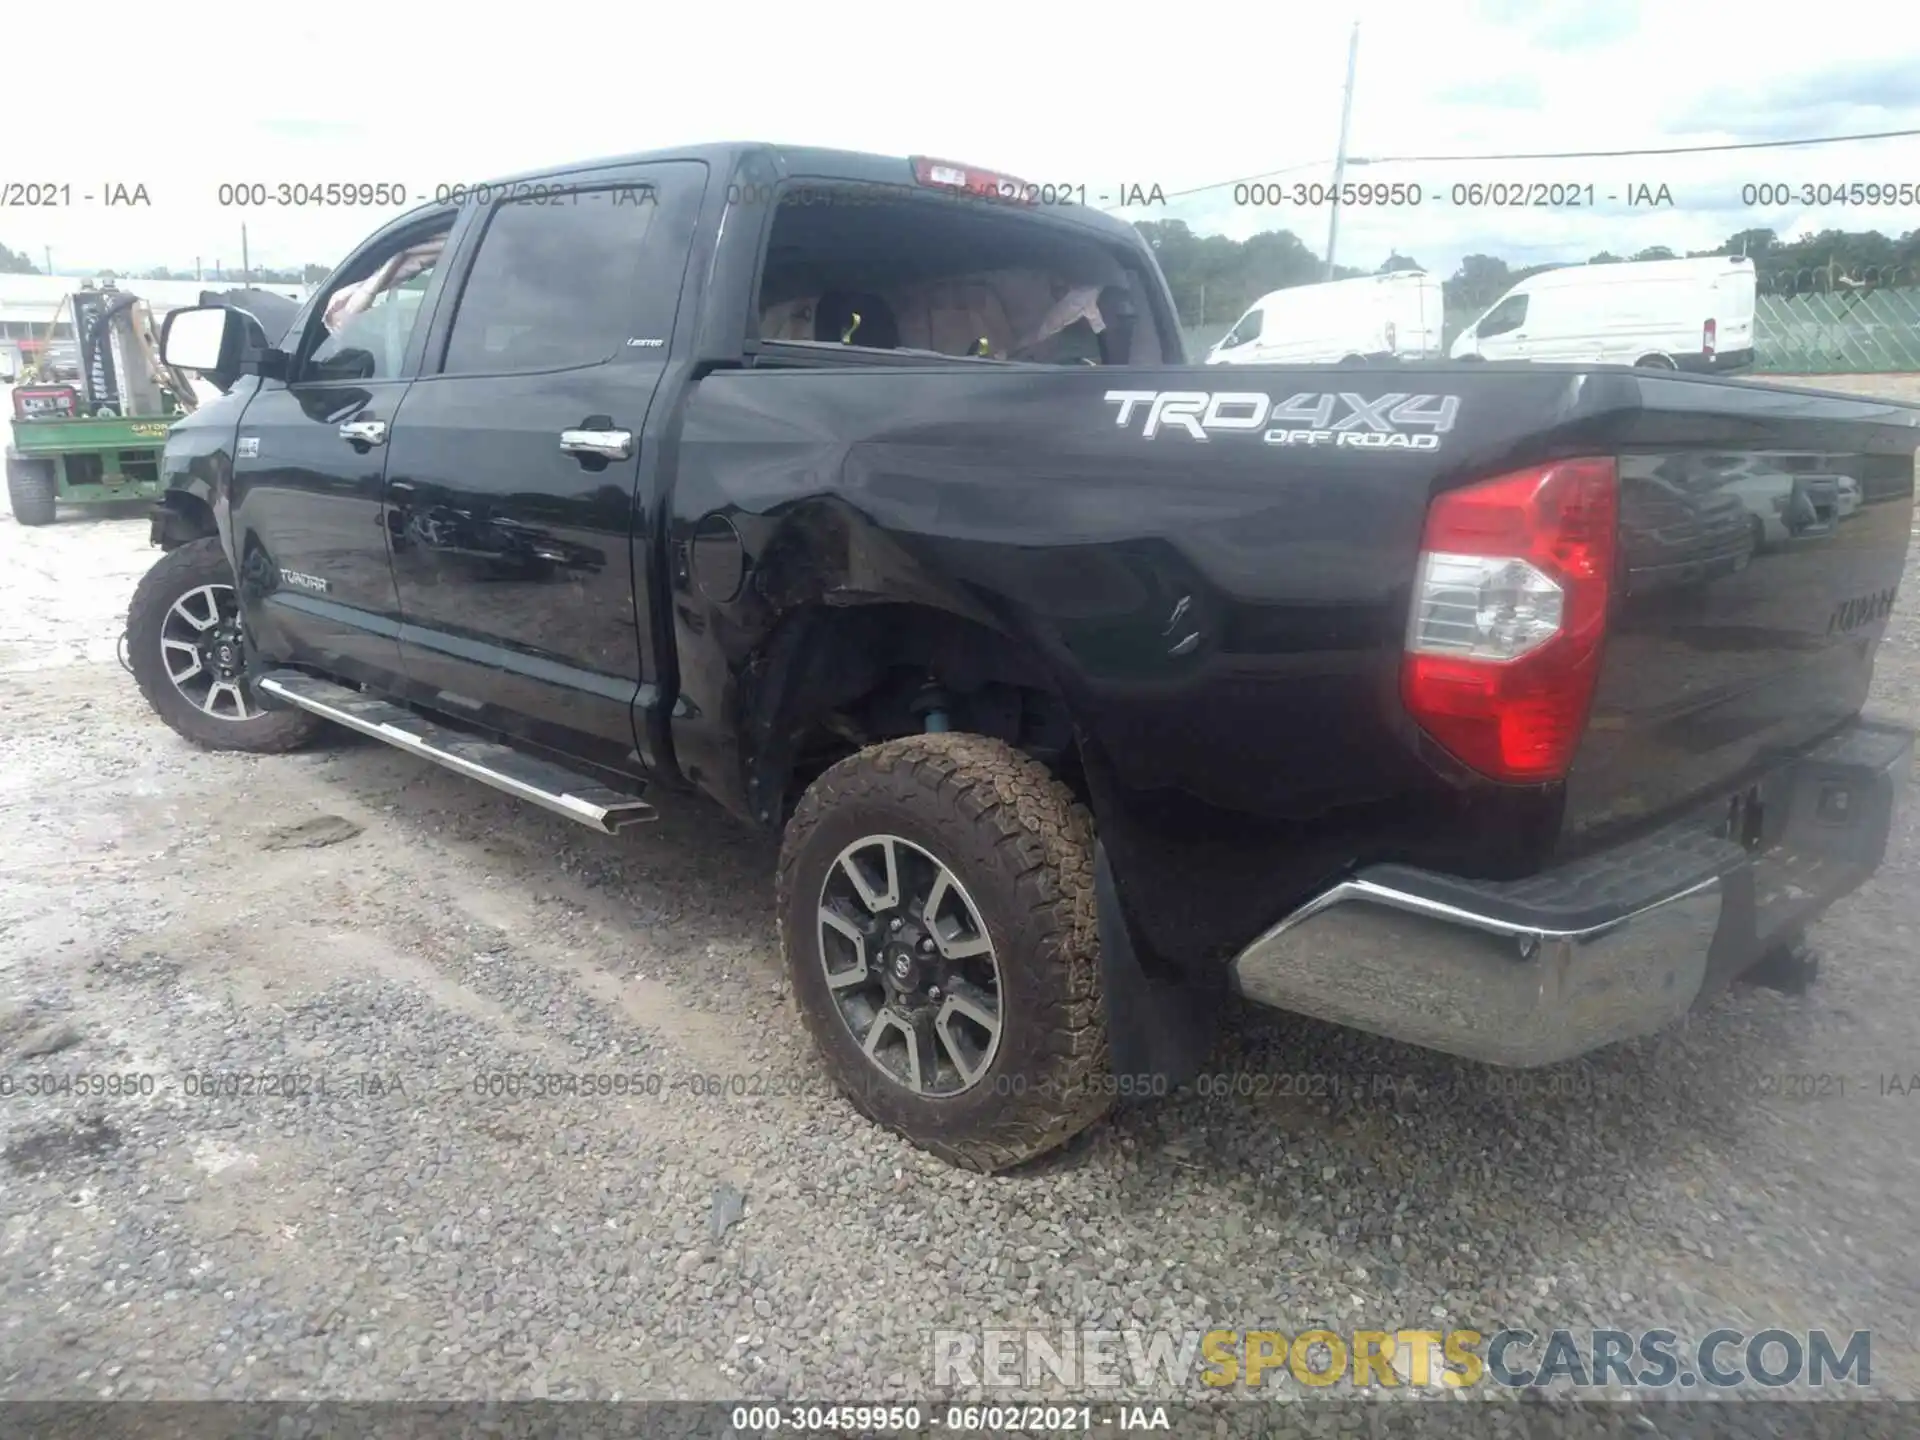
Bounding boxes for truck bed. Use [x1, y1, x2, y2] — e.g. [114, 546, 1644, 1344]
[667, 360, 1920, 966]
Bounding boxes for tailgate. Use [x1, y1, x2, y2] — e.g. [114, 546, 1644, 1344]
[1559, 377, 1920, 848]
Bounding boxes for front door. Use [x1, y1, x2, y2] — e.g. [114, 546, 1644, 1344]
[228, 208, 459, 688]
[383, 162, 707, 775]
[1473, 292, 1531, 361]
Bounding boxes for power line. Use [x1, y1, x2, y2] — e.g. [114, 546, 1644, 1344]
[1349, 125, 1920, 165]
[1140, 159, 1332, 206]
[1114, 126, 1920, 210]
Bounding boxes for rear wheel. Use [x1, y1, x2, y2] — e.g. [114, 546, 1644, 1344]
[1634, 353, 1678, 369]
[776, 733, 1111, 1171]
[126, 538, 325, 752]
[6, 455, 57, 526]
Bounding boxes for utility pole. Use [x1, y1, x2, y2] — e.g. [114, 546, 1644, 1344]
[1324, 19, 1361, 280]
[241, 225, 251, 285]
[44, 245, 53, 276]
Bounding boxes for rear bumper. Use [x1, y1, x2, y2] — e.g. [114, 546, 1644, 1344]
[1229, 718, 1911, 1067]
[1676, 347, 1756, 374]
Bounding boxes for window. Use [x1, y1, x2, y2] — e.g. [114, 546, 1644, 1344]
[441, 187, 663, 375]
[306, 224, 451, 382]
[1477, 293, 1528, 338]
[1221, 308, 1263, 349]
[754, 191, 1169, 366]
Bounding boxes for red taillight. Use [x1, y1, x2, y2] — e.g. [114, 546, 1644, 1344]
[909, 155, 1037, 204]
[1401, 457, 1618, 783]
[1703, 318, 1717, 357]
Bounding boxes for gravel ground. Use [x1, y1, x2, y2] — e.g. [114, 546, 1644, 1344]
[3, 496, 1919, 1420]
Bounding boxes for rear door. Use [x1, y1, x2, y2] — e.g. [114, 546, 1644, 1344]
[1420, 276, 1447, 356]
[1714, 265, 1756, 360]
[227, 206, 460, 688]
[382, 161, 708, 774]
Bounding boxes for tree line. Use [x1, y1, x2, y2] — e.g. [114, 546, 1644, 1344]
[0, 243, 328, 285]
[1136, 221, 1920, 331]
[9, 221, 1919, 325]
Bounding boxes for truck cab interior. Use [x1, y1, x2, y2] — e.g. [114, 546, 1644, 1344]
[753, 191, 1167, 366]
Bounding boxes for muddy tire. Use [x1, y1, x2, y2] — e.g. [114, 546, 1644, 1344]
[127, 538, 325, 752]
[6, 455, 57, 526]
[776, 732, 1111, 1171]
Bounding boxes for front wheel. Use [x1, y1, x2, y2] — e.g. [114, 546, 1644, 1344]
[776, 733, 1112, 1171]
[126, 537, 325, 752]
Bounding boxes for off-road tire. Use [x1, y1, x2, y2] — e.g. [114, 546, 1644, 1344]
[127, 538, 325, 752]
[776, 732, 1111, 1171]
[6, 456, 57, 526]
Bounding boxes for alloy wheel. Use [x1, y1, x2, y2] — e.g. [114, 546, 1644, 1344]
[815, 833, 1004, 1096]
[160, 583, 255, 721]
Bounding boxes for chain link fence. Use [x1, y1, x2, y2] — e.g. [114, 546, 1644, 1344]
[1754, 267, 1920, 373]
[1176, 267, 1920, 373]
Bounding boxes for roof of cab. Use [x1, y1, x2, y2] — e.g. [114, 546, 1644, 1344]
[457, 141, 1150, 246]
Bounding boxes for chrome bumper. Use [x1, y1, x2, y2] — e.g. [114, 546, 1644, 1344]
[1230, 719, 1912, 1068]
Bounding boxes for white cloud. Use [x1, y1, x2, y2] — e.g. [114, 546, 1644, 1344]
[10, 0, 1919, 280]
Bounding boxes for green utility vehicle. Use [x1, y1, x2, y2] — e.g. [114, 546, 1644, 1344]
[5, 392, 180, 525]
[5, 283, 190, 525]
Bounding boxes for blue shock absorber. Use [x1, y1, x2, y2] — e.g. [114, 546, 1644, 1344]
[916, 681, 952, 733]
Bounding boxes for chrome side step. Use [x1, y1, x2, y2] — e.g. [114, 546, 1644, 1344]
[256, 671, 657, 834]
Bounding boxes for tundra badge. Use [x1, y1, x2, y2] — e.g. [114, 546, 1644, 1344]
[1829, 586, 1896, 635]
[1105, 390, 1460, 450]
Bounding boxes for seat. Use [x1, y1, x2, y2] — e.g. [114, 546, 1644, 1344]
[1096, 284, 1138, 365]
[815, 290, 899, 350]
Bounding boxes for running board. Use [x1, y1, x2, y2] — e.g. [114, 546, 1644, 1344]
[256, 671, 657, 834]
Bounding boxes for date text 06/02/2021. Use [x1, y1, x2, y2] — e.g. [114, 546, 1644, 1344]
[728, 1404, 1173, 1432]
[1228, 180, 1677, 208]
[210, 181, 658, 209]
[0, 1071, 404, 1100]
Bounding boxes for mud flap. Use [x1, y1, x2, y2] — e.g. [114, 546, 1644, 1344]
[1096, 841, 1220, 1098]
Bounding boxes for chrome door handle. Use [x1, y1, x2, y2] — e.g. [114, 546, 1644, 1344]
[559, 428, 633, 460]
[339, 420, 387, 446]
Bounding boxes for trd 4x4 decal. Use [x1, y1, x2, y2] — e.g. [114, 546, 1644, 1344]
[1104, 390, 1461, 450]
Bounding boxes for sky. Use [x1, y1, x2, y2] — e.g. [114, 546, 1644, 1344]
[9, 0, 1920, 282]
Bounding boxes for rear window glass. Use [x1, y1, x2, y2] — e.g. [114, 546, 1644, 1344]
[754, 191, 1168, 366]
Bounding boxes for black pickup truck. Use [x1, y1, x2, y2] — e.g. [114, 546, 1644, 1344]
[134, 141, 1918, 1171]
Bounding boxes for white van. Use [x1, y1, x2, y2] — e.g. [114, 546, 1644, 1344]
[1450, 255, 1756, 371]
[1207, 270, 1445, 365]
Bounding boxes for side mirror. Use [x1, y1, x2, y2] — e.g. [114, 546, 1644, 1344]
[160, 303, 287, 393]
[160, 305, 243, 373]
